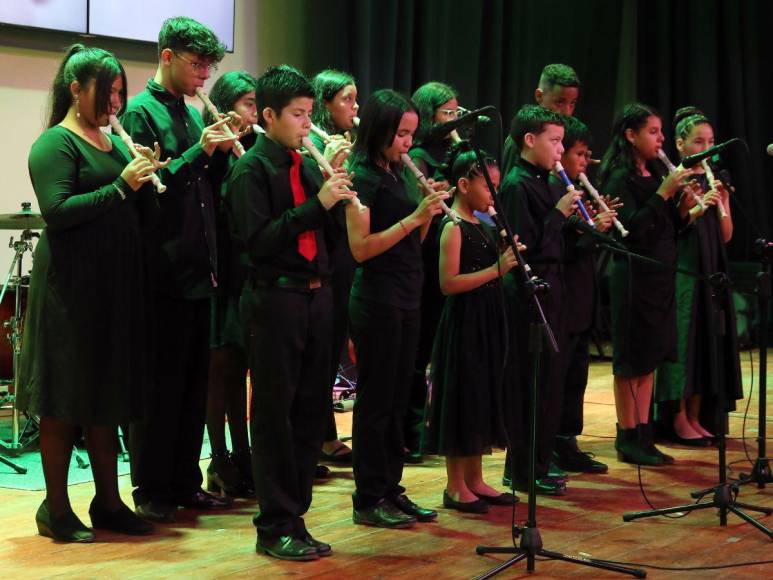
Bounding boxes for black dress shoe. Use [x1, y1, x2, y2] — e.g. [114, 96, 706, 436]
[473, 491, 519, 506]
[256, 535, 319, 561]
[176, 489, 234, 510]
[36, 500, 95, 543]
[315, 465, 331, 479]
[90, 501, 154, 535]
[353, 499, 417, 528]
[135, 500, 176, 523]
[554, 437, 609, 474]
[391, 494, 437, 522]
[547, 462, 569, 481]
[300, 533, 332, 557]
[512, 477, 567, 496]
[442, 490, 489, 514]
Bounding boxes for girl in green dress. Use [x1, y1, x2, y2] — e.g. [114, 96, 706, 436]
[20, 44, 162, 542]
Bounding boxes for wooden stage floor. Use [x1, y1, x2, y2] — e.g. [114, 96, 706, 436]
[1, 353, 772, 578]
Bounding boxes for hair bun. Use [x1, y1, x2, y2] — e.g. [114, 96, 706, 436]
[673, 106, 704, 129]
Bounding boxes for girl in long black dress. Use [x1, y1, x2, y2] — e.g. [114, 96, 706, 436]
[656, 107, 741, 444]
[423, 142, 518, 513]
[310, 69, 360, 464]
[598, 103, 693, 466]
[404, 81, 460, 462]
[202, 71, 258, 496]
[345, 89, 450, 528]
[20, 45, 161, 542]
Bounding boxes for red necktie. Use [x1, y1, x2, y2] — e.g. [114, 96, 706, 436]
[288, 150, 317, 261]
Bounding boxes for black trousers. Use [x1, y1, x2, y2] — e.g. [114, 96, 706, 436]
[349, 295, 420, 509]
[558, 330, 591, 438]
[130, 295, 210, 504]
[241, 282, 332, 539]
[504, 282, 567, 481]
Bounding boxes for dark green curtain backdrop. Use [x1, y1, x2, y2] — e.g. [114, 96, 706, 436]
[288, 0, 772, 259]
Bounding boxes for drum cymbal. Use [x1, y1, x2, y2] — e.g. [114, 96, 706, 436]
[0, 211, 45, 230]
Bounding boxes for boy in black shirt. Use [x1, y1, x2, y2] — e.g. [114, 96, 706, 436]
[227, 65, 354, 561]
[122, 16, 239, 523]
[502, 64, 581, 175]
[500, 105, 579, 495]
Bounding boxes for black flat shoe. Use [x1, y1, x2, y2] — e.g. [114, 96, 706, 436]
[176, 489, 234, 510]
[315, 465, 331, 479]
[473, 491, 518, 506]
[36, 500, 95, 543]
[403, 450, 424, 465]
[353, 499, 417, 528]
[669, 434, 712, 447]
[256, 535, 319, 561]
[90, 501, 154, 535]
[442, 490, 489, 514]
[391, 494, 437, 521]
[135, 500, 176, 523]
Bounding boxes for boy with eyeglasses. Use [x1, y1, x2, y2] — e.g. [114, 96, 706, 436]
[121, 16, 240, 523]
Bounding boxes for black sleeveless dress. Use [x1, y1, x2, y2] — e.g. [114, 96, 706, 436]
[423, 218, 509, 457]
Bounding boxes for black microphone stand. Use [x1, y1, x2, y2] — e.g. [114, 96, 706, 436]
[469, 133, 645, 578]
[736, 238, 773, 488]
[585, 236, 773, 540]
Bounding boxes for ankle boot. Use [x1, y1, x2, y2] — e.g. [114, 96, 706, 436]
[615, 424, 664, 466]
[639, 423, 675, 465]
[206, 451, 252, 497]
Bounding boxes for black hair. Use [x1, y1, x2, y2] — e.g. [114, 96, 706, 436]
[509, 104, 564, 151]
[158, 16, 225, 61]
[350, 89, 417, 167]
[598, 102, 661, 182]
[411, 81, 458, 145]
[202, 71, 257, 125]
[254, 65, 314, 127]
[47, 44, 127, 128]
[538, 63, 580, 90]
[441, 139, 497, 186]
[311, 69, 356, 133]
[673, 106, 710, 141]
[562, 115, 592, 151]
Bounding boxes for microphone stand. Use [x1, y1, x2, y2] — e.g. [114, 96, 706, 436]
[581, 237, 773, 540]
[736, 238, 773, 488]
[468, 127, 644, 579]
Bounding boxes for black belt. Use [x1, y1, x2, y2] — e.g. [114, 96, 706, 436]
[250, 276, 327, 291]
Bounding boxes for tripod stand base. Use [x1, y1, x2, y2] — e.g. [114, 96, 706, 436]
[739, 457, 773, 488]
[624, 484, 773, 541]
[475, 526, 646, 578]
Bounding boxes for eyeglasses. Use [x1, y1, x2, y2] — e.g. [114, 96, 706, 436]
[438, 108, 459, 118]
[172, 51, 218, 74]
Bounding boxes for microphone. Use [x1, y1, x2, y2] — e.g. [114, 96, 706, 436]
[681, 137, 741, 168]
[767, 143, 773, 156]
[457, 106, 492, 125]
[430, 105, 496, 140]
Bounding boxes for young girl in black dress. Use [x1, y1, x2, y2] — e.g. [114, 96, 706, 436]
[423, 142, 519, 513]
[20, 44, 161, 542]
[598, 103, 693, 466]
[345, 89, 450, 528]
[202, 71, 258, 496]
